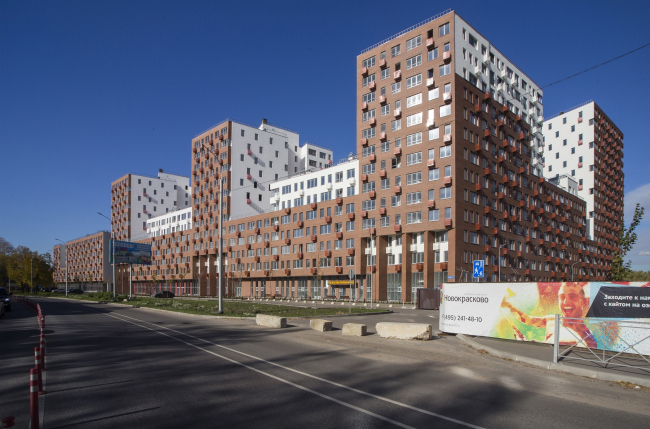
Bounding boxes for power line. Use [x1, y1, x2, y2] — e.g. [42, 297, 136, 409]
[542, 42, 650, 89]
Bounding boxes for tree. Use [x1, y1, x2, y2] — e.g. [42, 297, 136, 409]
[149, 272, 158, 296]
[0, 237, 15, 288]
[610, 203, 645, 281]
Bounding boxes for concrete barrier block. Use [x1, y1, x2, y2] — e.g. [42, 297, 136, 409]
[342, 323, 367, 336]
[375, 322, 432, 340]
[310, 319, 333, 332]
[256, 314, 287, 328]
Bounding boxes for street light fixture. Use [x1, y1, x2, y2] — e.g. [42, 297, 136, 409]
[499, 243, 507, 283]
[55, 239, 68, 297]
[571, 261, 580, 281]
[97, 212, 116, 300]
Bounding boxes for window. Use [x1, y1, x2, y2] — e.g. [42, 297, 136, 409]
[406, 192, 422, 205]
[428, 87, 439, 100]
[362, 92, 376, 104]
[362, 56, 375, 69]
[439, 22, 450, 37]
[391, 119, 401, 131]
[439, 64, 451, 77]
[429, 128, 440, 140]
[429, 209, 439, 221]
[406, 35, 421, 51]
[391, 196, 401, 207]
[381, 104, 390, 116]
[406, 93, 422, 108]
[439, 105, 451, 117]
[381, 140, 391, 153]
[406, 132, 422, 146]
[391, 44, 401, 57]
[406, 152, 422, 166]
[391, 82, 401, 94]
[406, 74, 422, 89]
[429, 168, 439, 181]
[428, 47, 439, 62]
[406, 54, 421, 70]
[406, 112, 422, 127]
[406, 212, 422, 224]
[440, 187, 451, 199]
[362, 74, 376, 88]
[406, 172, 422, 185]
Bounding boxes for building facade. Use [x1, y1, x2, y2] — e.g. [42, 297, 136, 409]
[57, 10, 620, 298]
[111, 170, 190, 242]
[542, 100, 624, 247]
[53, 231, 111, 291]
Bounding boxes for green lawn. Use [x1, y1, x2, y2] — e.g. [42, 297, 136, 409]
[14, 292, 385, 318]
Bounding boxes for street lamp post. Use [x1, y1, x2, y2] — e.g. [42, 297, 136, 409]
[31, 253, 34, 294]
[571, 261, 580, 281]
[97, 212, 116, 300]
[499, 244, 507, 283]
[55, 239, 68, 297]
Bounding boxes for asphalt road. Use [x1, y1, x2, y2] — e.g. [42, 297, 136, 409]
[2, 298, 649, 428]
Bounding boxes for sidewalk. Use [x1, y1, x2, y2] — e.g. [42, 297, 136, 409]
[457, 334, 650, 387]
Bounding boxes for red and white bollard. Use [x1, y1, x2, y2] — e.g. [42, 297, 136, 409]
[30, 368, 39, 429]
[34, 348, 44, 395]
[39, 333, 46, 371]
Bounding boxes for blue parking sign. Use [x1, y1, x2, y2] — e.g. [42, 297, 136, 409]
[473, 260, 484, 278]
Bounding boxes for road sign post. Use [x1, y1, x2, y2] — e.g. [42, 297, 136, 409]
[473, 260, 484, 279]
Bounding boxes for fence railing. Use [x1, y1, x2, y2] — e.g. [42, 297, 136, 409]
[553, 315, 650, 373]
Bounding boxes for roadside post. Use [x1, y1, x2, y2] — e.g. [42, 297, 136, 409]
[348, 269, 354, 314]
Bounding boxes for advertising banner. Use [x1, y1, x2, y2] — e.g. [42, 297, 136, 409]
[110, 240, 152, 265]
[440, 282, 650, 353]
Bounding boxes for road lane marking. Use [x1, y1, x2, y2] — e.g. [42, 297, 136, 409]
[102, 312, 417, 429]
[107, 310, 485, 429]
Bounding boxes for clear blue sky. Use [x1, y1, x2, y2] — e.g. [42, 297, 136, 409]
[2, 0, 649, 269]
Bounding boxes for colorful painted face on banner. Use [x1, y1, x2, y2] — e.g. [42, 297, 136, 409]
[558, 283, 589, 318]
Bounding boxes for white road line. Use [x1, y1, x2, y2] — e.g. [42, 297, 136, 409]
[103, 312, 416, 429]
[109, 310, 485, 429]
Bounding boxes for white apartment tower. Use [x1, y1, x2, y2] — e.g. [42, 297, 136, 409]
[111, 170, 191, 242]
[542, 101, 624, 243]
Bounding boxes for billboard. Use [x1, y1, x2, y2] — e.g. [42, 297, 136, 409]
[440, 282, 650, 354]
[110, 240, 152, 265]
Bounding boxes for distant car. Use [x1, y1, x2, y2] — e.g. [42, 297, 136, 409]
[0, 287, 11, 312]
[68, 288, 84, 294]
[153, 291, 175, 299]
[52, 288, 66, 294]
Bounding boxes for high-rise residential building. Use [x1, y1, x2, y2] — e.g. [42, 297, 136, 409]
[53, 231, 111, 291]
[111, 170, 190, 242]
[60, 10, 619, 297]
[542, 100, 623, 253]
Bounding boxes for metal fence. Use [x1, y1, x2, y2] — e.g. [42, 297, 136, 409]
[553, 315, 650, 373]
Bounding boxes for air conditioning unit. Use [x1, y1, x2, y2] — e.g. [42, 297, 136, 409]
[482, 59, 490, 67]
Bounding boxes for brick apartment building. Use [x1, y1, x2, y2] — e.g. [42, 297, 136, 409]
[55, 10, 620, 299]
[53, 231, 111, 291]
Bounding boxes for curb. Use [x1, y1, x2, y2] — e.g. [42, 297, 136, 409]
[456, 334, 650, 388]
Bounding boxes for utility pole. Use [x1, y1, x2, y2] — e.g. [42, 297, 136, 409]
[97, 212, 116, 300]
[56, 239, 68, 297]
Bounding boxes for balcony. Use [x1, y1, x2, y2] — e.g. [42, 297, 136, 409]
[443, 177, 452, 186]
[394, 70, 401, 80]
[361, 66, 368, 76]
[379, 58, 387, 68]
[336, 231, 343, 239]
[311, 202, 317, 209]
[379, 131, 387, 141]
[394, 225, 402, 233]
[444, 219, 452, 228]
[427, 200, 435, 209]
[369, 117, 376, 126]
[336, 196, 343, 205]
[369, 190, 376, 199]
[443, 92, 452, 103]
[426, 77, 434, 87]
[379, 95, 387, 104]
[379, 169, 387, 178]
[348, 213, 355, 220]
[443, 51, 451, 62]
[361, 210, 368, 218]
[394, 185, 401, 194]
[369, 153, 376, 162]
[348, 248, 355, 255]
[361, 138, 368, 147]
[361, 102, 368, 111]
[426, 37, 434, 49]
[426, 118, 435, 128]
[443, 134, 452, 144]
[427, 159, 435, 168]
[361, 173, 368, 182]
[311, 235, 317, 242]
[394, 108, 401, 118]
[379, 207, 386, 215]
[368, 81, 376, 91]
[394, 147, 402, 156]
